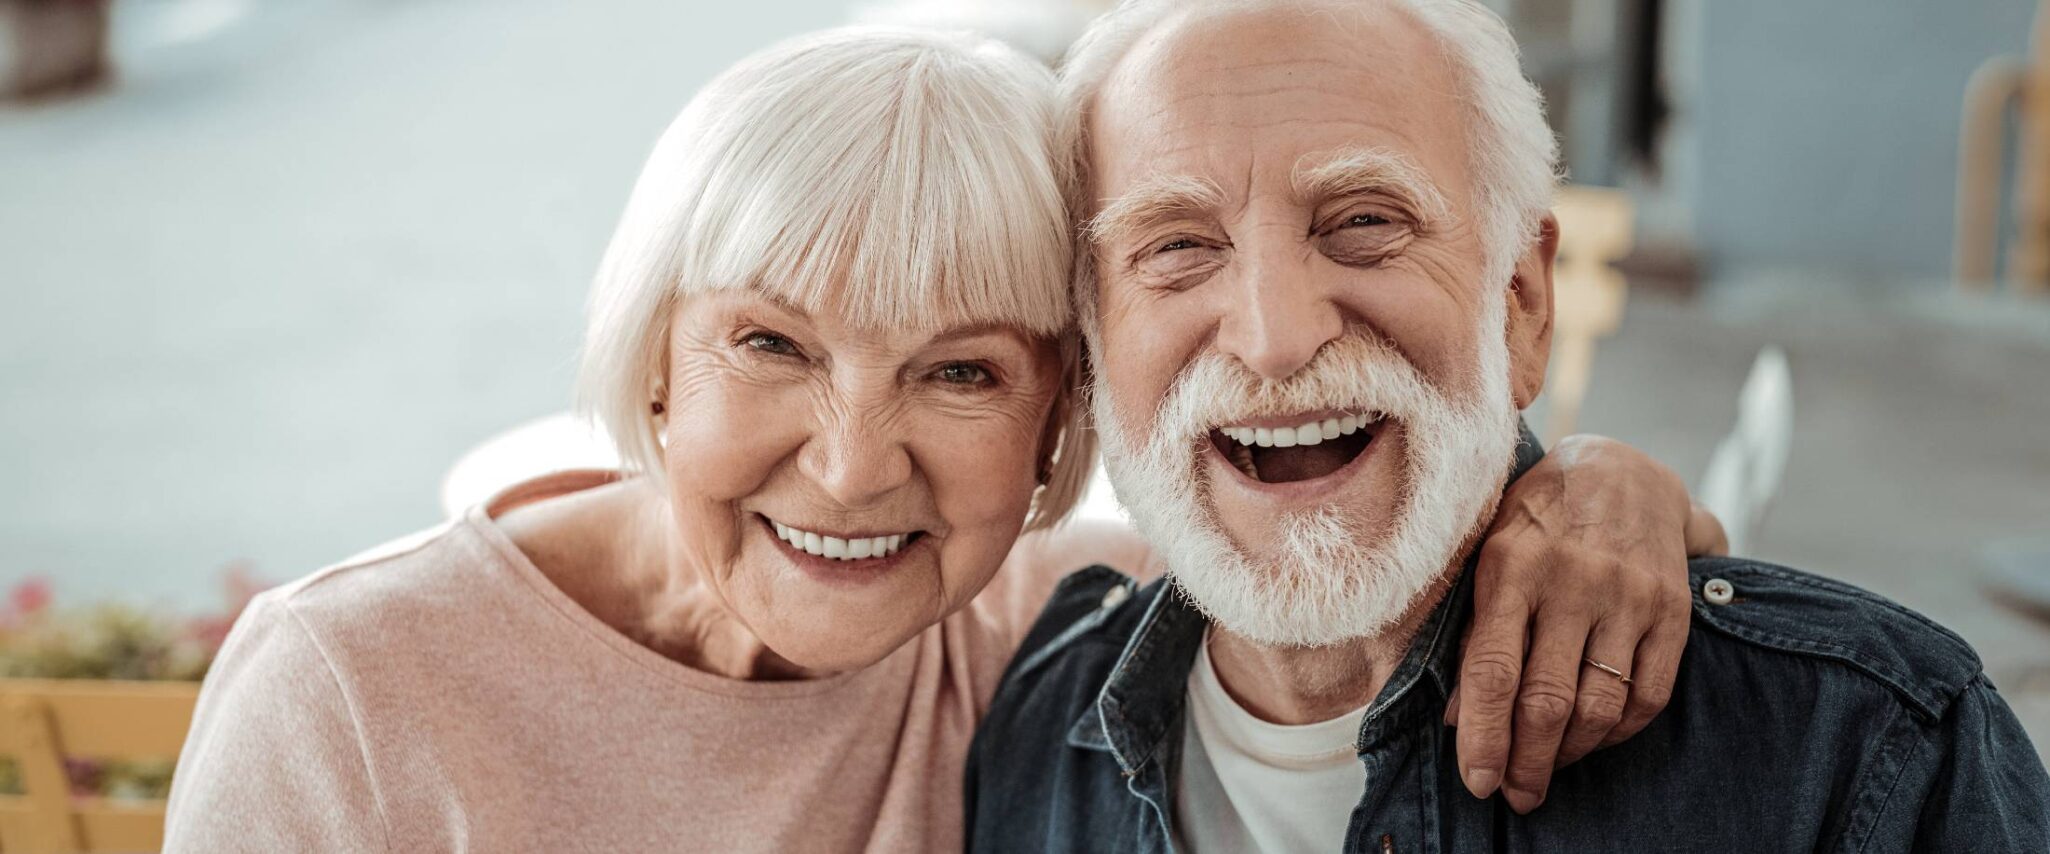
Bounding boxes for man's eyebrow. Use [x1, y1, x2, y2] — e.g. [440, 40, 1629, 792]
[1291, 146, 1452, 229]
[1083, 173, 1227, 249]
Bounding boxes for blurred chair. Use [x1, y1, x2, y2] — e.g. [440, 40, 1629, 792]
[440, 413, 620, 517]
[1956, 0, 2050, 295]
[1696, 347, 1794, 556]
[1545, 185, 1635, 444]
[0, 679, 198, 853]
[0, 0, 111, 99]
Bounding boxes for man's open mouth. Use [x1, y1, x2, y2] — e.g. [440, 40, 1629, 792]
[1208, 412, 1384, 484]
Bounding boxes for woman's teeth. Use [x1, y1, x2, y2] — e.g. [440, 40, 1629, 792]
[771, 520, 910, 561]
[1220, 412, 1378, 448]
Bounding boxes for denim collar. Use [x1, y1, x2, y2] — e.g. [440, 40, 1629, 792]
[1067, 424, 1546, 774]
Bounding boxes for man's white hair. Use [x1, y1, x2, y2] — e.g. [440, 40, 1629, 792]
[1057, 0, 1561, 335]
[576, 26, 1095, 530]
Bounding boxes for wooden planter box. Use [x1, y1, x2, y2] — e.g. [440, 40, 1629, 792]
[0, 0, 111, 99]
[0, 678, 198, 854]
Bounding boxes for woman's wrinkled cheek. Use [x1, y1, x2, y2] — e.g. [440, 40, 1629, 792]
[920, 400, 1053, 612]
[657, 344, 814, 607]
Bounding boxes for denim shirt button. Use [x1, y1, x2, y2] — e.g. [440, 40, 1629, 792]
[1101, 584, 1131, 610]
[1703, 578, 1736, 605]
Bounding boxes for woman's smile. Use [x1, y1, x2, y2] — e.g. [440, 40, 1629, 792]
[757, 513, 932, 584]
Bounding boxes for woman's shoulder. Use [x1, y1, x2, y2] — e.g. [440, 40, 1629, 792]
[274, 471, 634, 641]
[267, 515, 506, 632]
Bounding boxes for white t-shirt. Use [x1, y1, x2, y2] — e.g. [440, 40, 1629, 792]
[1174, 637, 1372, 853]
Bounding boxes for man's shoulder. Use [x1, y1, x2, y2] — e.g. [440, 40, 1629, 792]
[967, 566, 1169, 849]
[972, 566, 1160, 738]
[1683, 556, 1984, 721]
[1003, 565, 1159, 679]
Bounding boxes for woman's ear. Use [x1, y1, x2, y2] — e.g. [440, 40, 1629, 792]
[1023, 337, 1097, 531]
[1035, 381, 1070, 485]
[650, 379, 670, 446]
[1506, 214, 1559, 409]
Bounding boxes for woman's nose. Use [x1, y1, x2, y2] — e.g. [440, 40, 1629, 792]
[1214, 257, 1344, 381]
[799, 415, 914, 509]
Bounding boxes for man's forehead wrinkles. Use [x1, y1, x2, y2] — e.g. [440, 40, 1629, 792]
[1163, 76, 1415, 109]
[1178, 54, 1363, 78]
[1112, 117, 1428, 174]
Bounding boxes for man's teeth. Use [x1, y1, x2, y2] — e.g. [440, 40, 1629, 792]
[1221, 413, 1378, 448]
[770, 520, 910, 561]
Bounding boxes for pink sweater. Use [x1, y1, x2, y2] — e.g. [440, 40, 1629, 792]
[163, 472, 1065, 852]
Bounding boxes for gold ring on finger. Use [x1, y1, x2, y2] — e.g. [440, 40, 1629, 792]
[1583, 657, 1632, 685]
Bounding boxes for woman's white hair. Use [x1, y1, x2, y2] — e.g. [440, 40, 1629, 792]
[1057, 0, 1562, 333]
[578, 26, 1094, 529]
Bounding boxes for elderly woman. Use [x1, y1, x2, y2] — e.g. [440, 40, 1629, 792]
[164, 26, 1718, 853]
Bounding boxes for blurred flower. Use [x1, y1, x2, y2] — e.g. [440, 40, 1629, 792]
[6, 576, 53, 623]
[189, 560, 269, 653]
[0, 564, 269, 798]
[65, 758, 102, 799]
[0, 563, 272, 682]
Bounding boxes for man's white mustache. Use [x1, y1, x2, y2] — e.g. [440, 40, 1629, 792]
[1143, 332, 1445, 446]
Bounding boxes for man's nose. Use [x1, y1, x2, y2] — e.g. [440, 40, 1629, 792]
[799, 409, 914, 509]
[1214, 257, 1345, 381]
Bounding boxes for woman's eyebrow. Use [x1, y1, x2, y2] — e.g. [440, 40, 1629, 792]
[1291, 146, 1453, 229]
[1084, 172, 1228, 250]
[922, 322, 1036, 350]
[740, 282, 818, 318]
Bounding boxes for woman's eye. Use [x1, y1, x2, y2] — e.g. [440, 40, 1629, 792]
[935, 362, 992, 386]
[1345, 213, 1391, 228]
[743, 332, 798, 356]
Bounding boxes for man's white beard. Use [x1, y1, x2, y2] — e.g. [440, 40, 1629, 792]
[1092, 302, 1522, 648]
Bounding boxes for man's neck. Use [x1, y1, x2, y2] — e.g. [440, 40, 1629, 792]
[1205, 572, 1458, 726]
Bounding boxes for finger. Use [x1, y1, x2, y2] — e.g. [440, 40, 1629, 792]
[1445, 618, 1473, 726]
[1554, 617, 1641, 766]
[1499, 611, 1590, 814]
[1684, 502, 1729, 557]
[1601, 589, 1690, 748]
[1454, 553, 1536, 800]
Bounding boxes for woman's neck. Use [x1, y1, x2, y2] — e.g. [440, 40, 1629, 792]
[497, 479, 816, 681]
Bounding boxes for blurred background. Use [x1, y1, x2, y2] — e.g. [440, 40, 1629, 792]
[2, 0, 2047, 804]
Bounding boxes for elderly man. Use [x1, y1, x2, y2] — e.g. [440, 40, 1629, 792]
[965, 0, 2050, 850]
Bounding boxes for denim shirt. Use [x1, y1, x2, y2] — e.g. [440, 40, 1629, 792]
[965, 446, 2050, 852]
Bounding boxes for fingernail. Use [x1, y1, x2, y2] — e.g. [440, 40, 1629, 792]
[1503, 787, 1545, 813]
[1465, 768, 1501, 798]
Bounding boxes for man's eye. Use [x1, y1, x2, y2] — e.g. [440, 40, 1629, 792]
[1346, 213, 1391, 228]
[1157, 237, 1200, 253]
[744, 332, 798, 356]
[936, 362, 993, 386]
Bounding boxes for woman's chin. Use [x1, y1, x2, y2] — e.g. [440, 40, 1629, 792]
[757, 621, 922, 675]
